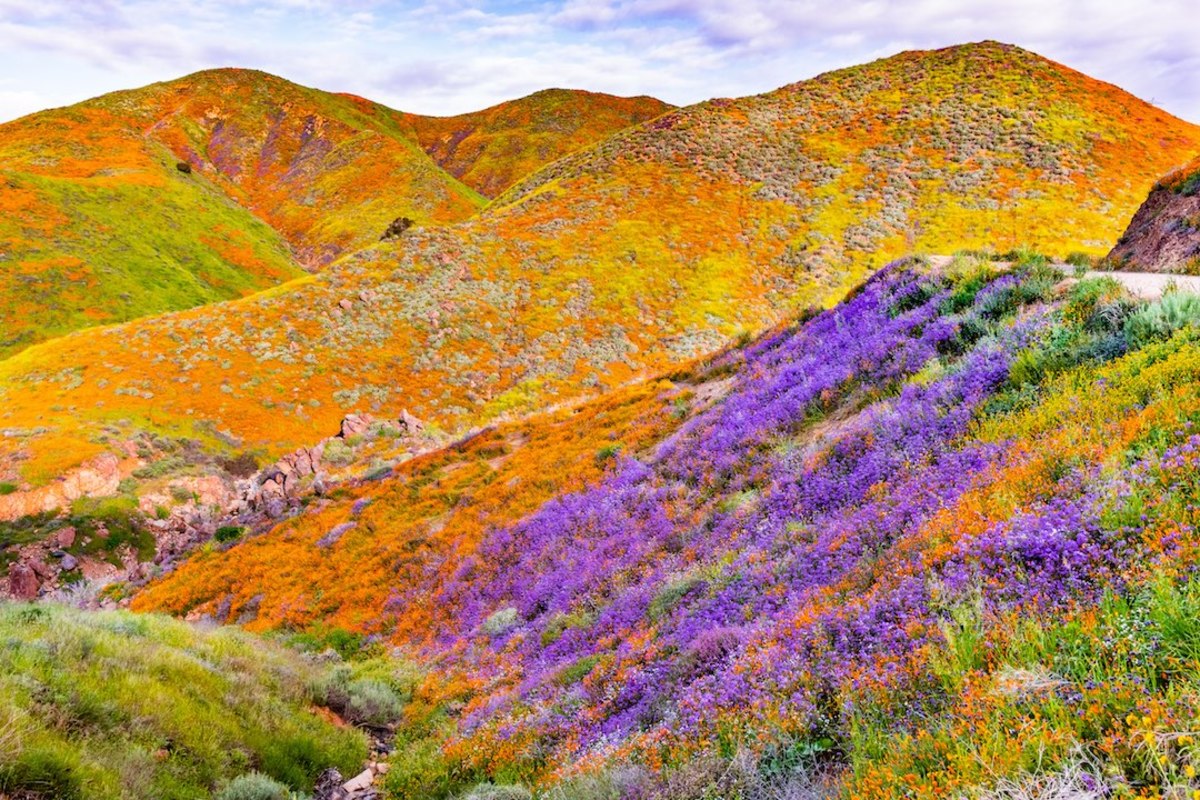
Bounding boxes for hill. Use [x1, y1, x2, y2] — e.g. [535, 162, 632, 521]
[0, 602, 369, 799]
[401, 89, 672, 197]
[0, 68, 485, 356]
[1109, 153, 1200, 271]
[134, 255, 1200, 798]
[2, 42, 1197, 509]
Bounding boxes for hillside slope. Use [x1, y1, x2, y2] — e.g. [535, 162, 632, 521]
[2, 42, 1197, 499]
[0, 602, 366, 799]
[401, 89, 672, 197]
[136, 256, 1200, 798]
[1109, 153, 1200, 271]
[0, 68, 484, 355]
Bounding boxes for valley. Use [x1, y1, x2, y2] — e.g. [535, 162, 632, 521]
[2, 36, 1200, 800]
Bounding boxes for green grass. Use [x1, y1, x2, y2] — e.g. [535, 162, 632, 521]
[0, 162, 303, 358]
[0, 603, 366, 800]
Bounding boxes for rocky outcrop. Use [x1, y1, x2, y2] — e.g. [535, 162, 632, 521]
[0, 452, 140, 521]
[1109, 155, 1200, 272]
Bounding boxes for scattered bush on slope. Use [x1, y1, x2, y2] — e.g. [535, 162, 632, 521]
[0, 603, 366, 799]
[5, 43, 1198, 491]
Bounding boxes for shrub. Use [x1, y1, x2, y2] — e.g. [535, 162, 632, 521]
[1064, 251, 1094, 268]
[483, 607, 521, 636]
[215, 525, 245, 543]
[0, 746, 83, 800]
[312, 665, 404, 727]
[1124, 292, 1200, 348]
[323, 438, 355, 467]
[216, 772, 289, 800]
[461, 783, 533, 800]
[346, 679, 404, 727]
[0, 482, 16, 495]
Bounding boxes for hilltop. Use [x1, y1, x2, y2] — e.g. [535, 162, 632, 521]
[0, 68, 485, 356]
[0, 42, 1196, 510]
[1109, 153, 1200, 271]
[133, 253, 1200, 798]
[401, 89, 672, 197]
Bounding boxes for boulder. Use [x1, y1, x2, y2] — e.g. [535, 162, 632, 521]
[60, 554, 79, 571]
[55, 526, 77, 548]
[398, 409, 425, 432]
[8, 563, 39, 599]
[339, 414, 374, 439]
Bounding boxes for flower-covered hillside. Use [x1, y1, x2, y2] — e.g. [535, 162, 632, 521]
[401, 89, 672, 197]
[138, 256, 1200, 797]
[4, 43, 1196, 497]
[0, 68, 485, 356]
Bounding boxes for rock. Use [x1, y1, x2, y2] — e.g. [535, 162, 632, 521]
[0, 452, 130, 522]
[338, 299, 353, 311]
[314, 768, 348, 800]
[29, 560, 53, 579]
[55, 527, 77, 548]
[398, 409, 425, 432]
[342, 769, 373, 793]
[175, 161, 192, 174]
[60, 554, 79, 571]
[8, 563, 39, 599]
[339, 414, 374, 439]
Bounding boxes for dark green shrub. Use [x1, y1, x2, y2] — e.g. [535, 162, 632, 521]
[215, 525, 245, 543]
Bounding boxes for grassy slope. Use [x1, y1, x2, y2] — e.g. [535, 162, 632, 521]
[400, 89, 672, 197]
[0, 602, 366, 799]
[0, 69, 485, 358]
[136, 259, 1200, 799]
[2, 42, 1198, 490]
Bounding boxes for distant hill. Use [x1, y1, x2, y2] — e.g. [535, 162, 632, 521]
[401, 89, 672, 197]
[2, 42, 1197, 499]
[0, 68, 485, 356]
[1109, 153, 1200, 271]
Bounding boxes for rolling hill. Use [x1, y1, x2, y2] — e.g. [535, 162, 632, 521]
[401, 88, 672, 197]
[1, 42, 1197, 510]
[0, 68, 485, 357]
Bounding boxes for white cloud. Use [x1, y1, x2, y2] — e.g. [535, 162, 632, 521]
[0, 0, 1195, 123]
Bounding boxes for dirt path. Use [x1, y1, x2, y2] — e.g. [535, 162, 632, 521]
[924, 255, 1200, 300]
[1085, 271, 1200, 299]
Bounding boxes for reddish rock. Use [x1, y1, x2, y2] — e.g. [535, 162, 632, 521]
[8, 563, 40, 599]
[339, 414, 374, 439]
[55, 526, 77, 548]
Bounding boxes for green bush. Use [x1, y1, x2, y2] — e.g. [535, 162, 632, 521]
[216, 772, 290, 800]
[1124, 292, 1200, 348]
[461, 783, 533, 800]
[312, 664, 405, 727]
[215, 525, 246, 543]
[0, 482, 16, 495]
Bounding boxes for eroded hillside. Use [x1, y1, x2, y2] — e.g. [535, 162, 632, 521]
[1109, 153, 1200, 271]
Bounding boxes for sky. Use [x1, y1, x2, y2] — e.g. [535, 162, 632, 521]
[0, 0, 1197, 123]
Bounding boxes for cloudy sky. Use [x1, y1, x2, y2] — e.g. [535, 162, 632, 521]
[0, 0, 1196, 123]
